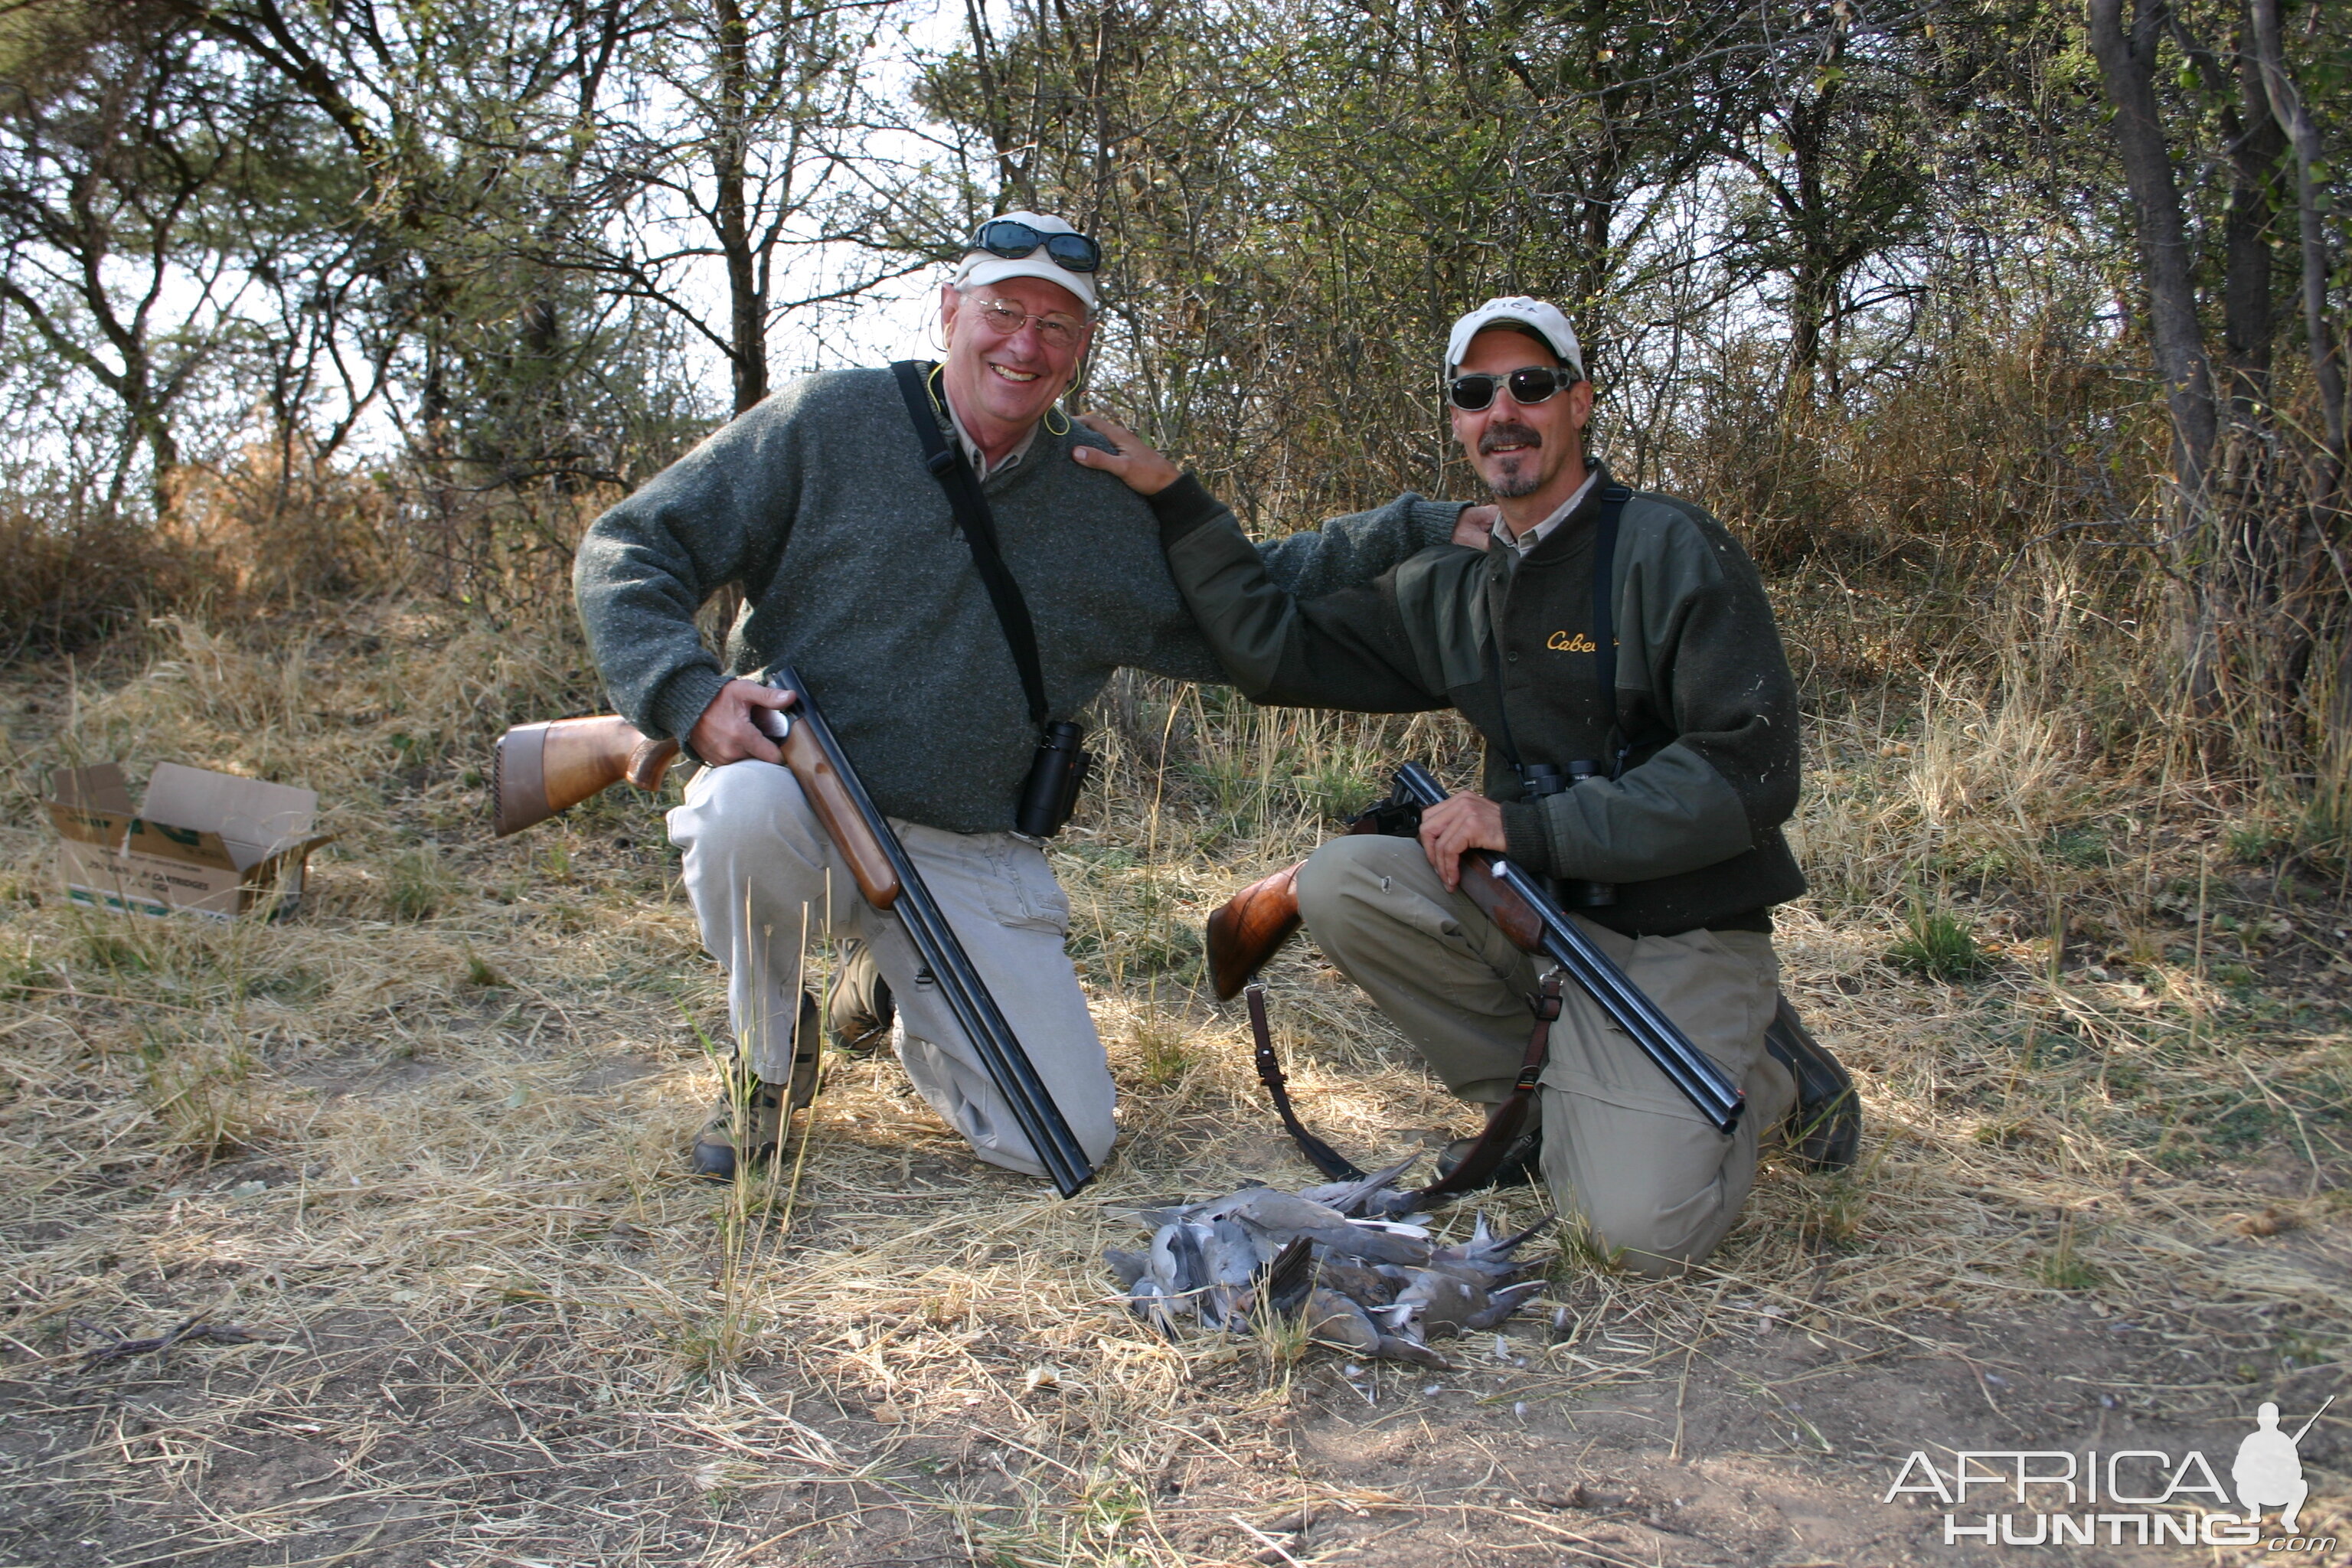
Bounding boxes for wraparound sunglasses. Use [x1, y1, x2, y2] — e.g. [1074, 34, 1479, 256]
[1447, 364, 1581, 411]
[971, 218, 1102, 273]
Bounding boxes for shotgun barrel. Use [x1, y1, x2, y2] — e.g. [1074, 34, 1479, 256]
[761, 667, 1095, 1197]
[1390, 763, 1746, 1135]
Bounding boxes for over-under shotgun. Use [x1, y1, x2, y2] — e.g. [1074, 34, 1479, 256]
[488, 671, 1095, 1196]
[1206, 763, 1747, 1135]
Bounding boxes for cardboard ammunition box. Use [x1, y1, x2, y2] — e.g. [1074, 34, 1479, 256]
[47, 762, 332, 919]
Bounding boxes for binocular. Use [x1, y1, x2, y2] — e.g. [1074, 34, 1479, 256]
[1514, 760, 1615, 908]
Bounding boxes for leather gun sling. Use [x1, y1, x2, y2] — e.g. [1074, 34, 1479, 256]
[1404, 971, 1562, 1210]
[1247, 973, 1563, 1210]
[1246, 984, 1368, 1183]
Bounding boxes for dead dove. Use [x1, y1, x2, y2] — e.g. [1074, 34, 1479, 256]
[1380, 1269, 1481, 1341]
[1312, 1257, 1400, 1306]
[1464, 1280, 1545, 1329]
[1298, 1223, 1433, 1267]
[1296, 1157, 1419, 1217]
[1109, 1181, 1547, 1362]
[1427, 1215, 1551, 1281]
[1203, 1217, 1266, 1330]
[1145, 1220, 1211, 1308]
[1302, 1287, 1381, 1353]
[1186, 1188, 1352, 1233]
[1129, 1279, 1183, 1334]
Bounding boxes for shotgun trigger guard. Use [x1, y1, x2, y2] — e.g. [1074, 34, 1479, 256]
[1347, 794, 1422, 839]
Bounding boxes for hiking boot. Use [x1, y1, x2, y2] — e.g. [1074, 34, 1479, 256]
[827, 939, 894, 1054]
[690, 990, 822, 1181]
[1762, 993, 1860, 1171]
[1433, 1125, 1544, 1191]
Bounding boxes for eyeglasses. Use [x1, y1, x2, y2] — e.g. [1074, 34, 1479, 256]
[965, 296, 1085, 350]
[1446, 365, 1580, 411]
[970, 218, 1102, 274]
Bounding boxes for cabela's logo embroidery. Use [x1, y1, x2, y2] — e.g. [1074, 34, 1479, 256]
[1546, 630, 1597, 653]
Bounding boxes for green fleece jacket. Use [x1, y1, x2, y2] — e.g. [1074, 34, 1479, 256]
[1152, 466, 1806, 937]
[572, 368, 1463, 833]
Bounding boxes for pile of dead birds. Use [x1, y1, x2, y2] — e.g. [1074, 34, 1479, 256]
[1103, 1161, 1550, 1368]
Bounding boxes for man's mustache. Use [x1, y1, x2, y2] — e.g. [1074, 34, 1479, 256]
[1479, 423, 1542, 456]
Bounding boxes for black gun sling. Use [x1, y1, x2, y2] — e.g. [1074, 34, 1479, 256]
[892, 360, 1051, 726]
[891, 361, 1091, 835]
[1481, 479, 1635, 780]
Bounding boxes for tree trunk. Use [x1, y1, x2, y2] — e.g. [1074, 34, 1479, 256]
[2086, 0, 2218, 495]
[714, 0, 766, 416]
[2088, 0, 2226, 712]
[2250, 0, 2347, 494]
[2220, 28, 2283, 416]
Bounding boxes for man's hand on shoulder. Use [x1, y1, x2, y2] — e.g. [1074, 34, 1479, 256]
[689, 678, 794, 766]
[1070, 413, 1181, 496]
[1418, 790, 1508, 891]
[1452, 505, 1499, 549]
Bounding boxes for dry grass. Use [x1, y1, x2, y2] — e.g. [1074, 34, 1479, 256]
[1, 587, 2347, 1565]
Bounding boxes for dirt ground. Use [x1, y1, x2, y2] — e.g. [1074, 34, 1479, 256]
[2, 614, 2347, 1566]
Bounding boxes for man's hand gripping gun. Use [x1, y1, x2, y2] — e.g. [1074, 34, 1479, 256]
[488, 671, 1096, 1196]
[1207, 762, 1746, 1135]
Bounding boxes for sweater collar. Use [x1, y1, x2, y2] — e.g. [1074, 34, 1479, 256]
[1490, 461, 1612, 567]
[940, 383, 1043, 481]
[1491, 462, 1600, 557]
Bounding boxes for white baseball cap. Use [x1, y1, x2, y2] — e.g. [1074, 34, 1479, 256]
[1444, 296, 1583, 379]
[951, 211, 1099, 312]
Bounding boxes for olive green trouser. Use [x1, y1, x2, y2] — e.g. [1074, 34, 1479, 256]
[1294, 835, 1795, 1277]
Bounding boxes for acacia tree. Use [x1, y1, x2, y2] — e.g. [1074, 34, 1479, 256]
[2086, 0, 2349, 736]
[0, 4, 296, 514]
[1720, 5, 1947, 399]
[590, 0, 916, 418]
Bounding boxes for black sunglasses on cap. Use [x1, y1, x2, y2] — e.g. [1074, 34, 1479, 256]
[970, 218, 1102, 273]
[1446, 364, 1580, 411]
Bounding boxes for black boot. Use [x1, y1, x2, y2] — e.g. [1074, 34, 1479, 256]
[1762, 994, 1860, 1171]
[827, 939, 894, 1054]
[691, 990, 822, 1180]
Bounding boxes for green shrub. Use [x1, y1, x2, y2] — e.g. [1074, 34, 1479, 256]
[1889, 899, 1989, 982]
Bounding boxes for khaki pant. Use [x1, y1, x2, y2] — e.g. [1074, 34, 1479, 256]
[1294, 835, 1794, 1276]
[668, 761, 1116, 1178]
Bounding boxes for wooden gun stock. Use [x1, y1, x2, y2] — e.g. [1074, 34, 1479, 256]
[1202, 807, 1413, 998]
[761, 710, 900, 908]
[493, 715, 680, 837]
[1202, 847, 1553, 1000]
[488, 709, 900, 909]
[1204, 862, 1305, 999]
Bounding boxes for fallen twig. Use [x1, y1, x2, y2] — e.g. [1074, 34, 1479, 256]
[75, 1316, 258, 1368]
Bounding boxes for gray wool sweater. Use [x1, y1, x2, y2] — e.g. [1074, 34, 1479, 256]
[573, 368, 1465, 833]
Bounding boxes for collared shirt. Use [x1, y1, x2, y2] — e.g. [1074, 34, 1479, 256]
[945, 396, 1041, 481]
[1492, 467, 1599, 557]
